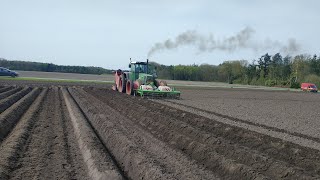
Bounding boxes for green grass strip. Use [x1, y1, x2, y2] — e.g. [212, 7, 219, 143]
[0, 76, 113, 84]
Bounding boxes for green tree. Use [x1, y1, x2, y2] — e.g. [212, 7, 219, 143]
[258, 53, 271, 78]
[269, 53, 283, 81]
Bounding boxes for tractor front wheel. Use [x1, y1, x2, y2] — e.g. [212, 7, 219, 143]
[126, 80, 134, 95]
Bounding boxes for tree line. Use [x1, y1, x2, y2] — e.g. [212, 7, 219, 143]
[0, 58, 112, 75]
[150, 53, 320, 88]
[2, 53, 320, 88]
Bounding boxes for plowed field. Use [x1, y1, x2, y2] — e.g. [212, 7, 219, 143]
[0, 83, 320, 180]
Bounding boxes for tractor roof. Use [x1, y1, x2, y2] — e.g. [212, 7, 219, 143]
[131, 61, 147, 65]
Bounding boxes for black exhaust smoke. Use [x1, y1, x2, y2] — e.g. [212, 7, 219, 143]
[147, 27, 300, 57]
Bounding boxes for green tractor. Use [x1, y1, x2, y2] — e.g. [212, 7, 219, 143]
[112, 59, 180, 98]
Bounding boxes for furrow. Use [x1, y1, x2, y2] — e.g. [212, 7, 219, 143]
[0, 88, 40, 143]
[86, 88, 320, 179]
[0, 86, 14, 94]
[9, 87, 89, 179]
[0, 87, 23, 99]
[86, 89, 274, 179]
[165, 99, 320, 144]
[0, 88, 47, 179]
[0, 87, 33, 113]
[69, 87, 220, 180]
[62, 87, 125, 180]
[155, 99, 320, 176]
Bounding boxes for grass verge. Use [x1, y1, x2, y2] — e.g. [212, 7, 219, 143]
[0, 76, 113, 84]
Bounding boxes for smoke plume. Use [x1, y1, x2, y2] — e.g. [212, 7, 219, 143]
[147, 27, 300, 57]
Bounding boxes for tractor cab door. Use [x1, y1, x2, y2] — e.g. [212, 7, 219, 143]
[130, 63, 139, 81]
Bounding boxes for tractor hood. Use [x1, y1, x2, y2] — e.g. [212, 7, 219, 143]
[138, 73, 153, 79]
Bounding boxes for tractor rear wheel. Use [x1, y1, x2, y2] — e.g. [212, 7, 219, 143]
[118, 74, 126, 93]
[126, 80, 134, 95]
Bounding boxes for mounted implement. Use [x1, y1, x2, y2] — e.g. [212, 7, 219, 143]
[112, 59, 180, 99]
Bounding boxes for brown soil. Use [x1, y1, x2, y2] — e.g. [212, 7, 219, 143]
[82, 87, 320, 179]
[0, 87, 89, 179]
[172, 87, 320, 140]
[0, 81, 319, 180]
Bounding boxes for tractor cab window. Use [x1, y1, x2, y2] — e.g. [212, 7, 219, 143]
[134, 64, 147, 73]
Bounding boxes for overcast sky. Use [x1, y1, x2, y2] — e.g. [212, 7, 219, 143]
[0, 0, 319, 69]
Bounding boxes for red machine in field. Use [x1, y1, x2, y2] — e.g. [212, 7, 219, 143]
[301, 83, 318, 92]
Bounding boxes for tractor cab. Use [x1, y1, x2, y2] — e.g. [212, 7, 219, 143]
[128, 60, 151, 83]
[129, 61, 148, 74]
